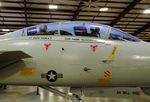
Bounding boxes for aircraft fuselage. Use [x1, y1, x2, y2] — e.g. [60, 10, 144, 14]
[0, 36, 150, 87]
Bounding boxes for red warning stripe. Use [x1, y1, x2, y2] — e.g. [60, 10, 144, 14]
[106, 70, 111, 74]
[104, 70, 111, 78]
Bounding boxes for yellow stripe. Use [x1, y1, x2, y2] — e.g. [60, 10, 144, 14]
[20, 68, 35, 76]
[108, 45, 118, 61]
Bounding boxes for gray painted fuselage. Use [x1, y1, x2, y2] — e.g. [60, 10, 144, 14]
[0, 35, 150, 87]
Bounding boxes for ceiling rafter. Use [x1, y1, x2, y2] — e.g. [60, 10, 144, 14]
[23, 0, 28, 26]
[1, 6, 74, 12]
[0, 6, 146, 15]
[0, 0, 149, 41]
[2, 1, 78, 7]
[110, 0, 141, 26]
[67, 0, 150, 5]
[0, 24, 32, 27]
[0, 11, 149, 20]
[71, 0, 83, 21]
[132, 22, 150, 36]
[1, 1, 148, 10]
[0, 5, 148, 15]
[0, 15, 149, 26]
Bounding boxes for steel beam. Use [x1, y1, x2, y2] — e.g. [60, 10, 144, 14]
[72, 0, 83, 21]
[110, 0, 141, 26]
[0, 6, 145, 15]
[24, 0, 28, 26]
[0, 11, 149, 20]
[132, 22, 150, 36]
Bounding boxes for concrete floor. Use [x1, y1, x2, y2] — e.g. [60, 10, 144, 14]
[0, 86, 149, 102]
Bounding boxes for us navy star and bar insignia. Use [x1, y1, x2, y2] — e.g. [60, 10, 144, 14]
[41, 70, 63, 82]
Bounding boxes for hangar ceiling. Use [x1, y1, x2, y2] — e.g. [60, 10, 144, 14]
[0, 0, 150, 41]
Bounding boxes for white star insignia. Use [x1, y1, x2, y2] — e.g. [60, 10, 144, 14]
[48, 72, 56, 80]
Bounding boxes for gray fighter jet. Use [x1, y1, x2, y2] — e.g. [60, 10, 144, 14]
[0, 22, 150, 102]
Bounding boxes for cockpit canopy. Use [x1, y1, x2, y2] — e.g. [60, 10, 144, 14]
[10, 22, 140, 42]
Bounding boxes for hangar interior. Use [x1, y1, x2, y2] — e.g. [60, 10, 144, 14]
[0, 0, 150, 41]
[0, 0, 150, 102]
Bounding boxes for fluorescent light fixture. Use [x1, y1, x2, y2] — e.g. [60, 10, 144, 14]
[0, 2, 1, 6]
[143, 9, 150, 14]
[2, 29, 10, 32]
[49, 5, 58, 9]
[99, 7, 109, 11]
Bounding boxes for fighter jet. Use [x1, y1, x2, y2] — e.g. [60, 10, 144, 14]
[0, 21, 150, 102]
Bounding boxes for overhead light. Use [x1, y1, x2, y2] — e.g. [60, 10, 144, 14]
[2, 29, 10, 32]
[0, 2, 1, 6]
[49, 5, 58, 9]
[143, 9, 150, 14]
[99, 7, 109, 11]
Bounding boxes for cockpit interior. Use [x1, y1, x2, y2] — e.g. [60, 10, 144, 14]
[11, 22, 140, 42]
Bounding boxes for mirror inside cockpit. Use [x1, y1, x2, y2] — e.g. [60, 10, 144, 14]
[90, 26, 100, 37]
[27, 27, 37, 36]
[74, 26, 87, 36]
[39, 25, 47, 33]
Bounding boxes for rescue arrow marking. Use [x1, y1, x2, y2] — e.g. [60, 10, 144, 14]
[90, 45, 98, 52]
[44, 43, 51, 51]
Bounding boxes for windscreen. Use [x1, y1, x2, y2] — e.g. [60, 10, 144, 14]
[109, 28, 140, 42]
